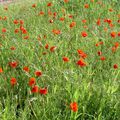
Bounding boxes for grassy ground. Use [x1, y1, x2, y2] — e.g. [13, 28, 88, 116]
[0, 0, 120, 120]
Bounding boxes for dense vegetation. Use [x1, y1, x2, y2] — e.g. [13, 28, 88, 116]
[0, 0, 120, 120]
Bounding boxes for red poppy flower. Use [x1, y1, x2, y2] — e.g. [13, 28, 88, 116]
[77, 58, 86, 67]
[113, 64, 118, 69]
[105, 19, 112, 24]
[0, 68, 3, 73]
[9, 61, 18, 68]
[111, 32, 116, 38]
[48, 10, 52, 16]
[95, 43, 99, 47]
[83, 25, 88, 29]
[81, 31, 87, 37]
[82, 19, 87, 23]
[114, 42, 119, 48]
[77, 49, 87, 59]
[2, 28, 7, 33]
[109, 23, 114, 28]
[3, 16, 7, 21]
[24, 36, 29, 39]
[52, 29, 61, 35]
[20, 20, 24, 25]
[20, 26, 24, 31]
[29, 77, 36, 86]
[100, 56, 106, 61]
[10, 77, 17, 86]
[47, 2, 52, 7]
[99, 42, 103, 45]
[118, 32, 120, 37]
[14, 29, 19, 34]
[96, 18, 101, 26]
[39, 88, 48, 95]
[37, 36, 41, 41]
[64, 0, 69, 3]
[23, 66, 29, 72]
[111, 47, 117, 53]
[63, 57, 69, 62]
[53, 12, 57, 17]
[84, 4, 89, 8]
[31, 85, 39, 93]
[97, 51, 102, 56]
[69, 22, 76, 28]
[95, 41, 103, 47]
[70, 102, 78, 112]
[118, 20, 120, 24]
[22, 28, 27, 34]
[50, 46, 57, 52]
[10, 46, 16, 50]
[45, 44, 49, 49]
[32, 4, 37, 8]
[104, 27, 108, 31]
[69, 15, 73, 18]
[13, 20, 19, 24]
[39, 11, 44, 15]
[109, 8, 113, 12]
[35, 70, 42, 77]
[43, 52, 47, 55]
[59, 17, 65, 21]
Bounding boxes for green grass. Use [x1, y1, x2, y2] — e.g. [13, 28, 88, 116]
[0, 0, 120, 120]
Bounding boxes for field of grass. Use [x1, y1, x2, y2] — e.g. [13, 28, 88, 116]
[0, 0, 120, 120]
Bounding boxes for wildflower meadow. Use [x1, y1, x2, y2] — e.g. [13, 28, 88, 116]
[0, 0, 120, 120]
